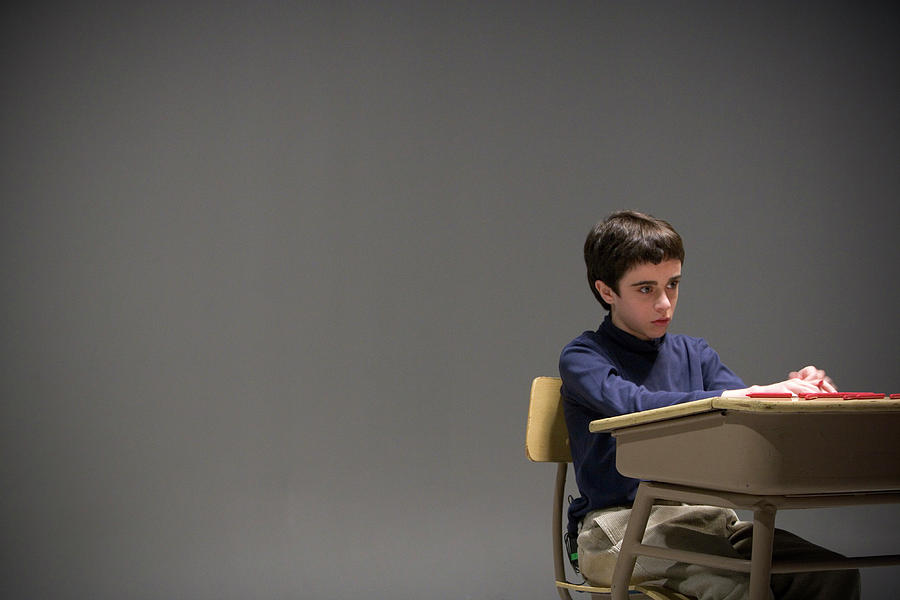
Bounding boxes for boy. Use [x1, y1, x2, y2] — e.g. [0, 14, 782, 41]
[559, 211, 859, 600]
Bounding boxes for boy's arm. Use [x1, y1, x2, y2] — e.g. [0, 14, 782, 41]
[560, 345, 720, 417]
[699, 340, 746, 391]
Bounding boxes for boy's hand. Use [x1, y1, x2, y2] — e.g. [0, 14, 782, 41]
[723, 376, 829, 398]
[721, 364, 839, 398]
[788, 365, 837, 392]
[745, 379, 822, 396]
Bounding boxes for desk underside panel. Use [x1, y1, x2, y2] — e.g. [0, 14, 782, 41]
[613, 411, 900, 495]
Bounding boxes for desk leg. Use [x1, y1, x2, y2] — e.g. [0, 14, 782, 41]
[749, 504, 776, 600]
[611, 483, 654, 600]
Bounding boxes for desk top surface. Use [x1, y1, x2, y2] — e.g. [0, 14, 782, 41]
[589, 396, 900, 433]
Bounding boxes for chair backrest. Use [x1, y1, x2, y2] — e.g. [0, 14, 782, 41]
[526, 376, 572, 463]
[526, 377, 692, 600]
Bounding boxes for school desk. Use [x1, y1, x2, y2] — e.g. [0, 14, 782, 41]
[589, 396, 900, 600]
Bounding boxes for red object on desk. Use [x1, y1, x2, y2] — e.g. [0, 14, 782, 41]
[798, 392, 887, 400]
[746, 393, 793, 398]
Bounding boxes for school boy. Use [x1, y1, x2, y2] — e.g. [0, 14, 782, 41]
[559, 211, 860, 600]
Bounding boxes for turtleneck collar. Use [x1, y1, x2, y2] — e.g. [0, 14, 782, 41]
[599, 314, 665, 353]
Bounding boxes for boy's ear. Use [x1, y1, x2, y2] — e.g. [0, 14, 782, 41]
[594, 280, 616, 305]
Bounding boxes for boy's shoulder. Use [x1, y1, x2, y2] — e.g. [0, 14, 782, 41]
[561, 327, 605, 352]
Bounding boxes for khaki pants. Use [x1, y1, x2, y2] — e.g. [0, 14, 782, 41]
[577, 504, 860, 600]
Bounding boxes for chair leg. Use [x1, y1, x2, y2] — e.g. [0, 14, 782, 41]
[748, 503, 777, 600]
[611, 482, 655, 600]
[552, 463, 574, 600]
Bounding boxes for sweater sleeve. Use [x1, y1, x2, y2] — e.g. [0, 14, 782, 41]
[559, 342, 719, 418]
[698, 339, 746, 392]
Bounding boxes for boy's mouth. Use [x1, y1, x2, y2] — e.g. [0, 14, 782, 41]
[652, 318, 671, 325]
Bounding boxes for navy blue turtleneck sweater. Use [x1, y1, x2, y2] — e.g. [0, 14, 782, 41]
[558, 316, 744, 534]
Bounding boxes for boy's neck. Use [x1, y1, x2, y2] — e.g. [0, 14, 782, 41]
[602, 314, 665, 350]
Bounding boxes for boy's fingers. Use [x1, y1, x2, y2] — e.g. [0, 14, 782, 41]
[796, 365, 828, 381]
[819, 377, 837, 392]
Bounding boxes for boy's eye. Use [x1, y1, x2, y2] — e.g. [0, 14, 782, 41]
[667, 281, 679, 289]
[639, 286, 652, 294]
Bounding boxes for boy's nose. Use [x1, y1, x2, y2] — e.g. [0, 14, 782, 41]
[656, 293, 671, 311]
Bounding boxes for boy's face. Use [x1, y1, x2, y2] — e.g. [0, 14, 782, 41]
[595, 259, 681, 341]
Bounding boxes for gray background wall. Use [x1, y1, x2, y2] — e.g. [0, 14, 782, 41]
[2, 2, 899, 598]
